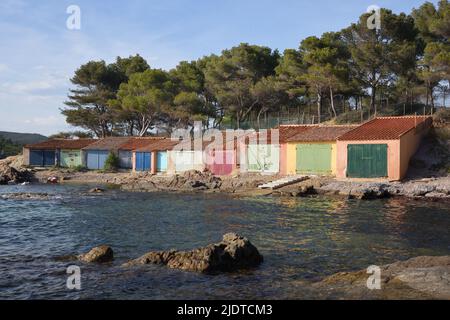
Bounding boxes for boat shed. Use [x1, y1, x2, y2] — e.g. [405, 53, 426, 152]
[23, 139, 97, 167]
[133, 138, 179, 173]
[82, 137, 132, 170]
[242, 125, 315, 174]
[285, 125, 357, 175]
[119, 137, 166, 169]
[336, 116, 433, 181]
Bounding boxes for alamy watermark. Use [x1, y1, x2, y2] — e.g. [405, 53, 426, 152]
[66, 5, 81, 30]
[366, 265, 381, 290]
[170, 121, 280, 173]
[66, 265, 81, 290]
[367, 5, 381, 31]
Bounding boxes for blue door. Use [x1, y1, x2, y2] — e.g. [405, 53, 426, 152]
[44, 150, 56, 166]
[30, 150, 55, 166]
[135, 152, 151, 171]
[86, 150, 109, 170]
[157, 152, 167, 172]
[30, 150, 44, 166]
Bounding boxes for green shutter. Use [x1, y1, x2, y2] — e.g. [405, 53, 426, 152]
[347, 144, 387, 178]
[296, 144, 332, 174]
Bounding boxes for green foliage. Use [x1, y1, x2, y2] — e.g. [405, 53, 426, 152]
[110, 69, 175, 136]
[104, 152, 120, 171]
[433, 108, 450, 125]
[48, 131, 94, 139]
[61, 1, 450, 133]
[0, 136, 22, 159]
[204, 43, 280, 128]
[0, 131, 47, 145]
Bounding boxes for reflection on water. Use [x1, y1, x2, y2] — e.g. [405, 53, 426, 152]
[0, 184, 449, 299]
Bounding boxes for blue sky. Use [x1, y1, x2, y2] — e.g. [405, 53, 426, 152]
[0, 0, 436, 135]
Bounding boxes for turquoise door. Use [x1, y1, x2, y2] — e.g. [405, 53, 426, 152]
[157, 152, 167, 172]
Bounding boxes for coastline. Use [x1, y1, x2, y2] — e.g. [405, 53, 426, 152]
[29, 167, 450, 200]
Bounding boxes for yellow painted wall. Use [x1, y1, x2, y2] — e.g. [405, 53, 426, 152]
[286, 141, 337, 176]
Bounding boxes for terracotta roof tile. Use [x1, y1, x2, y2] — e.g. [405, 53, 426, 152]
[247, 125, 316, 144]
[135, 138, 180, 152]
[82, 137, 132, 150]
[338, 116, 432, 141]
[287, 125, 358, 142]
[119, 137, 166, 151]
[25, 139, 97, 149]
[174, 130, 252, 151]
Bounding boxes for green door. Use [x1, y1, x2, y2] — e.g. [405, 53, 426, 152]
[296, 144, 332, 174]
[347, 144, 387, 178]
[60, 150, 82, 168]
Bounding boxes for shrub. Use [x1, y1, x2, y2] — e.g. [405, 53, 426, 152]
[71, 164, 87, 172]
[104, 152, 120, 171]
[433, 108, 450, 126]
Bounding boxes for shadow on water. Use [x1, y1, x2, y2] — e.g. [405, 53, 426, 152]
[0, 184, 449, 299]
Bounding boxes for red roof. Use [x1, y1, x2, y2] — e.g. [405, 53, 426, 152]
[287, 125, 358, 142]
[246, 125, 316, 144]
[119, 137, 166, 151]
[25, 139, 97, 149]
[135, 138, 180, 152]
[82, 137, 132, 151]
[338, 116, 433, 141]
[175, 130, 252, 151]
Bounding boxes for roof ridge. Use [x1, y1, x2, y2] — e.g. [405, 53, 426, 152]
[376, 115, 431, 119]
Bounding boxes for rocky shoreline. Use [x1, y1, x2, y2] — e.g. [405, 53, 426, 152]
[1, 155, 450, 200]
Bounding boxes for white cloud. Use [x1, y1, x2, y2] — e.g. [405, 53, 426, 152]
[24, 115, 61, 126]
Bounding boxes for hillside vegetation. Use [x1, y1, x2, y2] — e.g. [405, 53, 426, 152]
[0, 132, 47, 159]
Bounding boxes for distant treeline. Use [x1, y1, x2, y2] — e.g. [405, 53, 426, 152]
[61, 1, 450, 137]
[0, 137, 21, 159]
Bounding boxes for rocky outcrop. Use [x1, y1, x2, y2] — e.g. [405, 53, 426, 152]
[315, 178, 450, 200]
[121, 170, 222, 192]
[0, 156, 33, 185]
[314, 255, 450, 300]
[124, 233, 263, 274]
[319, 182, 391, 199]
[167, 170, 222, 191]
[77, 245, 114, 263]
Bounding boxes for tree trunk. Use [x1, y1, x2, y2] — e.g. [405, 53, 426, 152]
[370, 86, 377, 117]
[317, 91, 322, 124]
[330, 87, 337, 118]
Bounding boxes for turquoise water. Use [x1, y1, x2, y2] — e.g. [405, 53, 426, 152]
[0, 184, 449, 299]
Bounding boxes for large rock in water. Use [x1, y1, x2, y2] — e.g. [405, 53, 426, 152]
[124, 233, 263, 274]
[313, 255, 450, 299]
[78, 245, 114, 263]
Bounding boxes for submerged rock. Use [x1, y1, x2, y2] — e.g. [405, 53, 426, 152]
[123, 233, 263, 274]
[78, 245, 114, 263]
[1, 193, 50, 201]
